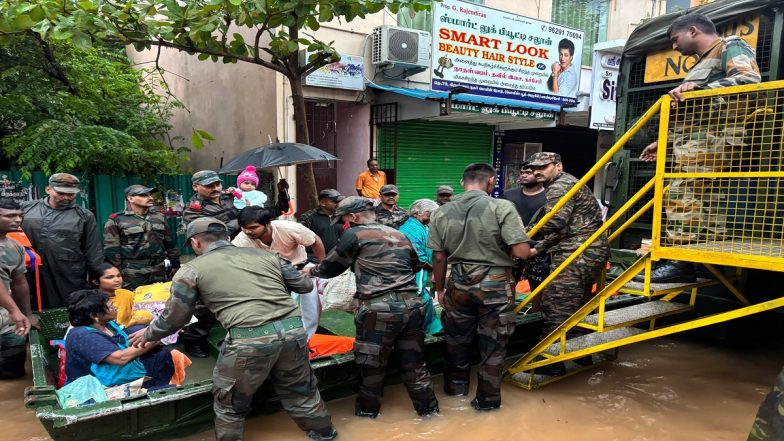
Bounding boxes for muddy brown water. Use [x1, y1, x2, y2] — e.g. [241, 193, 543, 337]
[4, 336, 780, 441]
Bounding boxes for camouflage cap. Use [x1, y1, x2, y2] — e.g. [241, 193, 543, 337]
[48, 173, 81, 194]
[527, 152, 562, 167]
[318, 189, 345, 202]
[520, 161, 534, 171]
[185, 217, 228, 240]
[380, 184, 399, 195]
[125, 184, 157, 197]
[192, 170, 221, 186]
[334, 196, 374, 218]
[436, 185, 454, 195]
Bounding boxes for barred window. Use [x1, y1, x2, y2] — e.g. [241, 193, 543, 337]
[551, 0, 609, 66]
[397, 1, 484, 33]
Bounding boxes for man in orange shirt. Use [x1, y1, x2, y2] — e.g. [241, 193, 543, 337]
[355, 159, 387, 199]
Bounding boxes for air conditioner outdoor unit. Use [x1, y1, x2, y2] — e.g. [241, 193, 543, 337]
[372, 25, 431, 68]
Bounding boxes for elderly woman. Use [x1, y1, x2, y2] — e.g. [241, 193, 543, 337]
[65, 289, 174, 388]
[399, 199, 443, 334]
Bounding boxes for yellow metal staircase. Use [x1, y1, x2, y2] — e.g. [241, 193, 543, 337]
[505, 80, 784, 390]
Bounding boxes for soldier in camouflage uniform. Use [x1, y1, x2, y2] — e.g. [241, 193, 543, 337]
[180, 170, 239, 357]
[527, 153, 610, 376]
[104, 185, 180, 290]
[182, 170, 240, 237]
[374, 184, 409, 229]
[308, 196, 439, 418]
[638, 13, 761, 282]
[0, 199, 34, 379]
[128, 217, 336, 441]
[428, 163, 531, 411]
[748, 366, 784, 441]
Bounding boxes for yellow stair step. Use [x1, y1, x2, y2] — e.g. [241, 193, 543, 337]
[543, 327, 647, 356]
[581, 300, 692, 328]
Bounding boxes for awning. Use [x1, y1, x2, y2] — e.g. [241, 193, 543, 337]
[368, 82, 562, 113]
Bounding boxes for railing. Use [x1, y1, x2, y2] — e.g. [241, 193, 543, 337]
[516, 79, 784, 314]
[651, 81, 784, 271]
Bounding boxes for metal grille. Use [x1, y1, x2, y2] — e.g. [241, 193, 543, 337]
[657, 82, 784, 261]
[755, 12, 774, 74]
[628, 159, 656, 225]
[370, 103, 397, 170]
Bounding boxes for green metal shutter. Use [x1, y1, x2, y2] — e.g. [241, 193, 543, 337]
[381, 120, 493, 208]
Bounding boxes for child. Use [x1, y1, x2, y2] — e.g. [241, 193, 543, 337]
[231, 166, 268, 209]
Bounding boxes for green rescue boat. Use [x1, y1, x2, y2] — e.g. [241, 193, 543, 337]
[24, 305, 549, 441]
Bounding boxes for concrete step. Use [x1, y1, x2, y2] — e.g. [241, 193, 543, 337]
[544, 327, 647, 356]
[582, 300, 692, 328]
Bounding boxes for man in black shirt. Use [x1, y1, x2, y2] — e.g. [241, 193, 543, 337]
[299, 189, 345, 257]
[501, 162, 547, 225]
[502, 162, 549, 293]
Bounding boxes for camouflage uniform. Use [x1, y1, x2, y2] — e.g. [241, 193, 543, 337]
[529, 162, 609, 338]
[374, 205, 409, 229]
[428, 189, 528, 408]
[182, 194, 239, 237]
[144, 233, 334, 441]
[103, 209, 180, 289]
[311, 197, 438, 417]
[748, 365, 784, 441]
[666, 36, 761, 242]
[0, 237, 26, 378]
[180, 179, 239, 351]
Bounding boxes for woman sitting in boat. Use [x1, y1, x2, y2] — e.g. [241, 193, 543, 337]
[91, 263, 168, 328]
[64, 289, 174, 388]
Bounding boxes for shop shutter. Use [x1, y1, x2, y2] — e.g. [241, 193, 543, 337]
[380, 120, 493, 208]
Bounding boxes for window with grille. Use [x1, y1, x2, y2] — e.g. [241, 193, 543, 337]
[551, 0, 609, 66]
[397, 1, 483, 33]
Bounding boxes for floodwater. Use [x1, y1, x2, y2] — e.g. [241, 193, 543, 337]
[5, 336, 780, 441]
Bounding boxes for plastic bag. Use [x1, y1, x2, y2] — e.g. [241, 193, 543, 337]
[321, 269, 357, 311]
[57, 375, 108, 409]
[104, 377, 147, 400]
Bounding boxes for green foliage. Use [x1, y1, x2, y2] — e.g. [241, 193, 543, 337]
[0, 0, 434, 77]
[0, 34, 187, 177]
[0, 0, 434, 204]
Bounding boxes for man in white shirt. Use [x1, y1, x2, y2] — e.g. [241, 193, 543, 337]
[234, 206, 326, 337]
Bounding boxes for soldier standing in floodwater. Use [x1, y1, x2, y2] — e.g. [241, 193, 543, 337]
[308, 196, 439, 419]
[428, 163, 531, 411]
[129, 217, 336, 441]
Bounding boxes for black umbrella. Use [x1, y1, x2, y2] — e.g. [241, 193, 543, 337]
[219, 142, 339, 173]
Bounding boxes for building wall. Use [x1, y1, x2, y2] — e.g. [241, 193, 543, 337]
[606, 0, 670, 41]
[128, 28, 279, 173]
[335, 102, 371, 196]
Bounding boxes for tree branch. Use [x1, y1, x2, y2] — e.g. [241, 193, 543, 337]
[114, 36, 289, 75]
[301, 52, 332, 76]
[31, 32, 78, 96]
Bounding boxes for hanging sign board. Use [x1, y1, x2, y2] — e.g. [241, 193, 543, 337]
[431, 0, 584, 107]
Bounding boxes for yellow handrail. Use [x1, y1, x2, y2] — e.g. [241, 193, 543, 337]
[527, 96, 663, 237]
[514, 178, 656, 313]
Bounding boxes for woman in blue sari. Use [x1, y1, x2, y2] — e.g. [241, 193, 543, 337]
[399, 199, 443, 334]
[65, 289, 174, 388]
